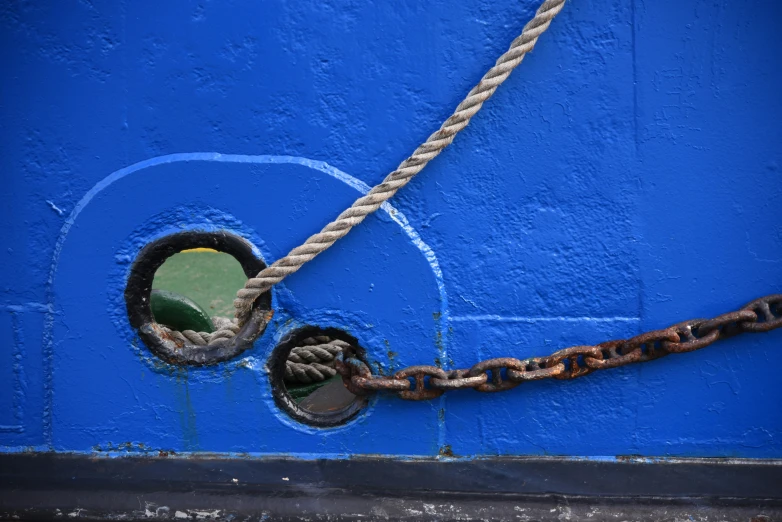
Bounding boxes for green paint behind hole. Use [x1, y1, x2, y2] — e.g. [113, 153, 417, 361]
[152, 251, 247, 319]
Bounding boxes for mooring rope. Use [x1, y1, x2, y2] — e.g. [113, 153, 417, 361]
[157, 0, 567, 366]
[233, 0, 566, 325]
[161, 322, 349, 384]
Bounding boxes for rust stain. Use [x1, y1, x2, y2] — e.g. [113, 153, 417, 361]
[438, 444, 455, 458]
[385, 339, 398, 372]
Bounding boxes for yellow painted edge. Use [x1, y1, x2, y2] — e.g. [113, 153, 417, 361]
[180, 248, 219, 253]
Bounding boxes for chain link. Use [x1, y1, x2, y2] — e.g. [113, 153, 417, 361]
[335, 294, 782, 400]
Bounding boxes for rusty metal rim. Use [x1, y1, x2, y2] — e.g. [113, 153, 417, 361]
[124, 231, 273, 366]
[269, 326, 369, 428]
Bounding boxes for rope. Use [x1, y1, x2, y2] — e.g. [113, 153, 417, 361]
[284, 336, 351, 383]
[233, 0, 566, 325]
[158, 0, 566, 346]
[161, 316, 240, 345]
[161, 325, 351, 384]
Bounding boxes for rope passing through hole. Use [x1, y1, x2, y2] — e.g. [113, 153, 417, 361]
[153, 0, 567, 348]
[161, 321, 351, 384]
[231, 0, 567, 326]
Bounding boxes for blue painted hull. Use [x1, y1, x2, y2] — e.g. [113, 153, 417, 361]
[1, 0, 780, 461]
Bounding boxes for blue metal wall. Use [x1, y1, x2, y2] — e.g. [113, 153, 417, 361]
[1, 0, 780, 457]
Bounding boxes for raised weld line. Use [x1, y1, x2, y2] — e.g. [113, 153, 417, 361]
[450, 315, 640, 323]
[0, 303, 53, 313]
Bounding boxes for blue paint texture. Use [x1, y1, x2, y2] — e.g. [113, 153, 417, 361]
[0, 0, 780, 458]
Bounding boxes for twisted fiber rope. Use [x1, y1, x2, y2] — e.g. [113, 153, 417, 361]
[161, 316, 240, 345]
[160, 0, 566, 346]
[285, 337, 351, 384]
[232, 0, 566, 325]
[162, 324, 351, 384]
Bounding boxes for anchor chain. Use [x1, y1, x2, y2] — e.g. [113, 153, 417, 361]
[335, 294, 782, 400]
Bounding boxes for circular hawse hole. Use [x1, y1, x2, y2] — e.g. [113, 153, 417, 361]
[270, 327, 368, 427]
[124, 231, 272, 366]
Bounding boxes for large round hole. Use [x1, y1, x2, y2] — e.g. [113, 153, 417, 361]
[124, 231, 272, 366]
[269, 327, 368, 427]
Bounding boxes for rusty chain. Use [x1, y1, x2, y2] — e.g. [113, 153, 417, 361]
[335, 294, 782, 400]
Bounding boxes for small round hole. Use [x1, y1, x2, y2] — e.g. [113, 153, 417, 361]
[124, 231, 272, 366]
[269, 327, 368, 427]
